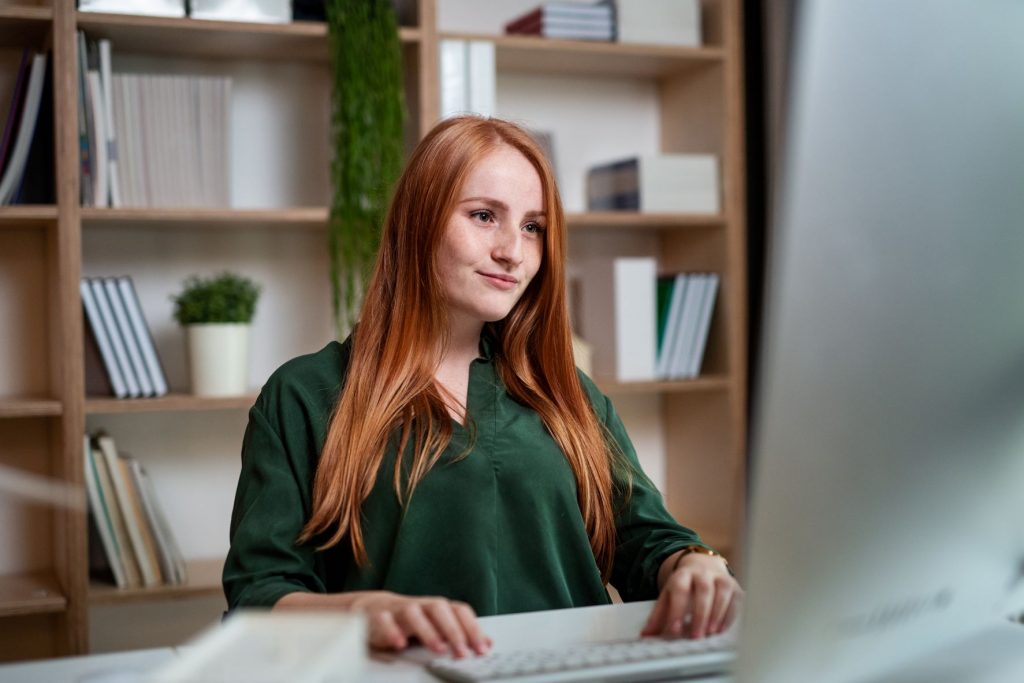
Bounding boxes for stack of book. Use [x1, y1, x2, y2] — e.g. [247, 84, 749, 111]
[0, 50, 54, 205]
[440, 39, 496, 119]
[77, 33, 231, 208]
[85, 431, 188, 589]
[78, 0, 186, 18]
[578, 257, 718, 382]
[587, 154, 720, 214]
[504, 2, 615, 41]
[81, 276, 169, 399]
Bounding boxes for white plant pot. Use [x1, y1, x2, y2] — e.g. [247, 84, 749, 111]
[186, 323, 251, 397]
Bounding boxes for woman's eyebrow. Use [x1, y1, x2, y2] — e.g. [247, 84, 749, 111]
[460, 196, 546, 218]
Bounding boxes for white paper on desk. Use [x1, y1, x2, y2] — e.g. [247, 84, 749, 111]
[148, 612, 367, 683]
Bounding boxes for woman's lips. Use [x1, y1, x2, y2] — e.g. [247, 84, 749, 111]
[478, 272, 518, 291]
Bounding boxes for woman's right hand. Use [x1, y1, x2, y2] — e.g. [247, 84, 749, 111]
[347, 591, 491, 657]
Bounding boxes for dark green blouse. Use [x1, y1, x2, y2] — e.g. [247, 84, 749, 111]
[223, 336, 709, 616]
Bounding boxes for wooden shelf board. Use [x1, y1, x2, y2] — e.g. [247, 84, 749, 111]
[0, 397, 62, 418]
[567, 212, 725, 230]
[440, 32, 724, 78]
[89, 558, 224, 606]
[86, 393, 257, 414]
[0, 206, 57, 226]
[75, 13, 419, 61]
[81, 207, 328, 230]
[0, 6, 52, 48]
[596, 375, 731, 395]
[0, 572, 68, 618]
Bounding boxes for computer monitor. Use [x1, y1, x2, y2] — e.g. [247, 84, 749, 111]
[738, 3, 1024, 682]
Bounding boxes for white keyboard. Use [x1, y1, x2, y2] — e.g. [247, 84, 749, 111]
[424, 633, 736, 683]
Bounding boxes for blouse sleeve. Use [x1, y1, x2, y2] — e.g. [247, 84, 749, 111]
[599, 393, 715, 602]
[222, 400, 325, 610]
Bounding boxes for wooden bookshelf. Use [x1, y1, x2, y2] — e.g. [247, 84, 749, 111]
[78, 208, 720, 232]
[0, 573, 67, 618]
[75, 12, 421, 61]
[439, 31, 723, 78]
[0, 0, 747, 659]
[89, 558, 224, 606]
[0, 398, 62, 418]
[567, 212, 726, 231]
[0, 206, 58, 225]
[80, 207, 329, 231]
[86, 393, 257, 414]
[0, 6, 52, 47]
[597, 375, 731, 396]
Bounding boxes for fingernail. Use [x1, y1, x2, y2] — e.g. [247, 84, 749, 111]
[671, 620, 683, 636]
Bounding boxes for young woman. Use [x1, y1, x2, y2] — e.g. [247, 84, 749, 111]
[223, 116, 742, 659]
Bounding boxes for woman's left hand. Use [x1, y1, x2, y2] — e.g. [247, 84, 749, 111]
[640, 551, 743, 640]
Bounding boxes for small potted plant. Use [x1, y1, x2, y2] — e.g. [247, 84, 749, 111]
[171, 272, 261, 397]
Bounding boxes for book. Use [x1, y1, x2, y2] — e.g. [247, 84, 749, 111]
[128, 457, 187, 585]
[579, 257, 657, 382]
[90, 277, 141, 397]
[506, 22, 614, 41]
[117, 456, 165, 586]
[86, 70, 109, 208]
[14, 54, 55, 205]
[0, 53, 47, 205]
[95, 433, 160, 587]
[77, 32, 94, 206]
[191, 0, 291, 23]
[84, 434, 128, 588]
[81, 278, 128, 398]
[505, 3, 614, 34]
[604, 0, 702, 47]
[103, 277, 155, 397]
[685, 273, 719, 378]
[440, 40, 467, 117]
[656, 274, 688, 378]
[78, 0, 186, 18]
[90, 435, 143, 587]
[587, 154, 720, 213]
[668, 273, 707, 379]
[0, 50, 31, 176]
[99, 39, 122, 208]
[117, 276, 169, 396]
[467, 41, 496, 118]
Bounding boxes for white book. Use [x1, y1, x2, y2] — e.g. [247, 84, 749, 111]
[103, 278, 154, 397]
[196, 78, 214, 207]
[613, 0, 702, 47]
[78, 0, 186, 17]
[218, 78, 232, 206]
[86, 71, 109, 208]
[90, 277, 141, 397]
[90, 436, 142, 587]
[117, 276, 168, 396]
[191, 0, 291, 23]
[84, 434, 128, 588]
[81, 278, 128, 398]
[613, 258, 657, 381]
[127, 75, 149, 206]
[686, 273, 719, 378]
[0, 53, 46, 205]
[129, 458, 187, 585]
[669, 274, 707, 379]
[656, 274, 688, 378]
[440, 40, 467, 118]
[96, 434, 160, 588]
[98, 40, 121, 207]
[171, 76, 189, 206]
[467, 41, 496, 117]
[536, 26, 614, 40]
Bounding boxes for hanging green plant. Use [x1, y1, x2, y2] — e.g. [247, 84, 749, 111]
[326, 0, 407, 338]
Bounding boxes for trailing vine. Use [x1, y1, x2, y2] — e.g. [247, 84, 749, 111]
[327, 0, 406, 337]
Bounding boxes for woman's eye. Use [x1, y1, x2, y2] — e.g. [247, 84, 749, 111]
[471, 210, 494, 223]
[523, 222, 546, 235]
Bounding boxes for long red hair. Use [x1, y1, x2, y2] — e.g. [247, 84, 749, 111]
[299, 116, 626, 580]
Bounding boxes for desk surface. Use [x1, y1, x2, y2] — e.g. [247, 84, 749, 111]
[0, 602, 1021, 683]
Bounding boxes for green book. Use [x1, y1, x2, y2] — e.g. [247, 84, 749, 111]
[656, 275, 676, 357]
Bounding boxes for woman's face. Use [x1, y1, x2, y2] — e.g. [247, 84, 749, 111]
[437, 144, 546, 330]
